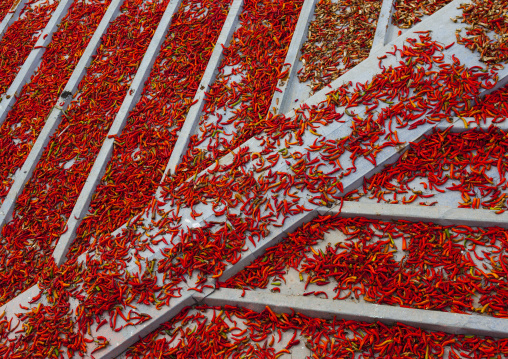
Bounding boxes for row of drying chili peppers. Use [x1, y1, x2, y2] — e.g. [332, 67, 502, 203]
[126, 304, 508, 358]
[392, 0, 453, 29]
[0, 0, 59, 94]
[0, 0, 112, 203]
[163, 0, 305, 191]
[91, 32, 500, 332]
[298, 0, 383, 94]
[221, 213, 508, 317]
[0, 28, 502, 357]
[65, 0, 232, 260]
[455, 0, 508, 66]
[0, 0, 169, 306]
[0, 0, 17, 22]
[354, 126, 508, 211]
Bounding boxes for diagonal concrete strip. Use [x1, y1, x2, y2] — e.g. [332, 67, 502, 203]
[0, 0, 124, 230]
[0, 0, 75, 126]
[0, 0, 30, 43]
[51, 0, 195, 265]
[204, 288, 508, 338]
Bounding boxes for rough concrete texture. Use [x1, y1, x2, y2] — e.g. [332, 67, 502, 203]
[369, 0, 393, 54]
[323, 202, 508, 229]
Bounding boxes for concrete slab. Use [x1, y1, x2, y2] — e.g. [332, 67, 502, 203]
[52, 0, 186, 266]
[370, 0, 394, 54]
[0, 0, 74, 126]
[160, 0, 243, 179]
[0, 0, 124, 230]
[204, 288, 508, 338]
[5, 1, 508, 356]
[0, 0, 30, 43]
[267, 0, 318, 115]
[323, 201, 508, 228]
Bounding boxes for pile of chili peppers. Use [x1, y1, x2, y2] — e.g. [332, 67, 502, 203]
[0, 0, 169, 306]
[0, 0, 112, 203]
[0, 0, 59, 95]
[0, 0, 17, 22]
[391, 0, 453, 29]
[67, 0, 231, 259]
[457, 82, 508, 121]
[222, 213, 508, 317]
[0, 24, 504, 359]
[455, 0, 508, 65]
[164, 0, 304, 187]
[298, 0, 382, 94]
[355, 126, 508, 211]
[126, 304, 508, 358]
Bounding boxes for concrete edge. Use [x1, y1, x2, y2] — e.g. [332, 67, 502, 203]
[321, 201, 508, 229]
[204, 288, 508, 338]
[0, 0, 74, 126]
[288, 0, 465, 116]
[0, 0, 124, 230]
[159, 0, 244, 181]
[0, 0, 30, 43]
[267, 0, 318, 115]
[369, 0, 394, 54]
[436, 117, 508, 132]
[93, 294, 195, 358]
[52, 0, 185, 266]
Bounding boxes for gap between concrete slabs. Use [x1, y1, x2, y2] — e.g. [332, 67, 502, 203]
[51, 0, 187, 266]
[0, 0, 125, 230]
[203, 288, 508, 338]
[0, 0, 74, 126]
[0, 0, 30, 43]
[160, 0, 243, 179]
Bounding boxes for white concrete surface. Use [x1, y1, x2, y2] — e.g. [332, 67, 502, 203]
[370, 0, 394, 53]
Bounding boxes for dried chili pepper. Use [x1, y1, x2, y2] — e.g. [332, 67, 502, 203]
[298, 0, 383, 93]
[0, 0, 59, 94]
[0, 0, 112, 204]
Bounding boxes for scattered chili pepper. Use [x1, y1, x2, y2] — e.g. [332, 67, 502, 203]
[455, 0, 508, 65]
[0, 0, 18, 22]
[161, 0, 305, 195]
[392, 0, 453, 29]
[0, 0, 59, 95]
[356, 126, 508, 212]
[0, 0, 169, 306]
[222, 213, 508, 317]
[298, 0, 383, 94]
[1, 24, 505, 358]
[0, 0, 112, 204]
[67, 0, 231, 259]
[125, 304, 508, 358]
